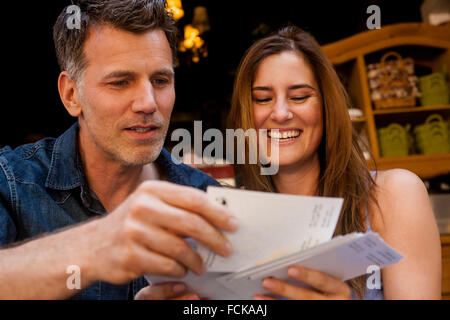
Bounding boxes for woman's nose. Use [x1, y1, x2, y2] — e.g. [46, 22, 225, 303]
[270, 99, 293, 122]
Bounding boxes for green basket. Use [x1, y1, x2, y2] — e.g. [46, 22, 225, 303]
[419, 72, 449, 106]
[378, 123, 411, 157]
[413, 114, 450, 154]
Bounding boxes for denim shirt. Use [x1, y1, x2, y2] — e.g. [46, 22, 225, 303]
[0, 122, 220, 300]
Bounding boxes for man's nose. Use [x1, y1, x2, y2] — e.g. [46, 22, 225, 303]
[131, 81, 158, 114]
[270, 99, 292, 123]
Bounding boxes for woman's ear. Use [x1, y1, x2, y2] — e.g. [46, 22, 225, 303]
[58, 71, 82, 117]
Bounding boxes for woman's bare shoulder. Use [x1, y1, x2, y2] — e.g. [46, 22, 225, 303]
[368, 169, 432, 234]
[369, 171, 441, 298]
[374, 168, 425, 190]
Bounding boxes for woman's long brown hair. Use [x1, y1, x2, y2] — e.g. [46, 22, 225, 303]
[228, 26, 378, 299]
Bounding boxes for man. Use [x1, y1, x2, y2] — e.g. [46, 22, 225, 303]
[0, 0, 238, 300]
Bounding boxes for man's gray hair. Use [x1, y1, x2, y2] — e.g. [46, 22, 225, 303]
[53, 0, 178, 82]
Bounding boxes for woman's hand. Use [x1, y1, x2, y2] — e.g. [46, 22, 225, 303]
[134, 282, 201, 300]
[253, 265, 351, 300]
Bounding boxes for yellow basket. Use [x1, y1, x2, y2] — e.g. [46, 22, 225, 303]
[413, 114, 450, 154]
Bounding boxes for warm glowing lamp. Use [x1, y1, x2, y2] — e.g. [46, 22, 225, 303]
[166, 0, 184, 20]
[178, 6, 209, 63]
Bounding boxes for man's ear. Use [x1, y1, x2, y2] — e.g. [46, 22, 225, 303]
[58, 71, 82, 117]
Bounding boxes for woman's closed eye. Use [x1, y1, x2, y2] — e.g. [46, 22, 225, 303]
[253, 95, 311, 104]
[291, 95, 310, 102]
[253, 97, 272, 103]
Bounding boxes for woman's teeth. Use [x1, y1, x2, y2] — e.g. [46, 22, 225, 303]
[267, 130, 301, 140]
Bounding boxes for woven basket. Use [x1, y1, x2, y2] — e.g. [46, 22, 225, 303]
[419, 72, 449, 106]
[377, 123, 411, 157]
[413, 114, 450, 154]
[367, 51, 418, 110]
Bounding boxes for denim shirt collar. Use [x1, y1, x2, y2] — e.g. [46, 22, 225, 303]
[45, 122, 82, 190]
[44, 122, 107, 214]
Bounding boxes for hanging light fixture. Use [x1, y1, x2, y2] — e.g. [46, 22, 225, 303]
[192, 6, 210, 34]
[179, 24, 207, 63]
[179, 6, 210, 63]
[166, 0, 184, 20]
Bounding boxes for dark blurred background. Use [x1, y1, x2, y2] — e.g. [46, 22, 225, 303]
[0, 0, 423, 148]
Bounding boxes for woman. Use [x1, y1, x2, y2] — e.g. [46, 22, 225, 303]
[228, 26, 441, 299]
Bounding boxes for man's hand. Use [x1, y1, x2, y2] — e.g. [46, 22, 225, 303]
[87, 181, 238, 285]
[0, 181, 236, 299]
[134, 282, 201, 300]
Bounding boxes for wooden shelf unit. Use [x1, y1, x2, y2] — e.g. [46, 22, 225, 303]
[322, 23, 450, 179]
[373, 104, 450, 115]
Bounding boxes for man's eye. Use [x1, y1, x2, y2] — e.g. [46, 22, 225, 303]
[110, 80, 129, 87]
[152, 78, 169, 86]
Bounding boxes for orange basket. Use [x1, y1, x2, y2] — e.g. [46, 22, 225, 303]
[367, 51, 418, 110]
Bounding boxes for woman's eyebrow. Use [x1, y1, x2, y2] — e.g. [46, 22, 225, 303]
[252, 86, 272, 92]
[288, 84, 316, 91]
[252, 83, 317, 91]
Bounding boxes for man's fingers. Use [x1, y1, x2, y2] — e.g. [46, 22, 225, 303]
[137, 196, 233, 258]
[128, 221, 205, 275]
[140, 181, 239, 232]
[134, 245, 187, 278]
[134, 282, 186, 300]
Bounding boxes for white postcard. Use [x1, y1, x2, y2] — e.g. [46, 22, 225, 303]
[144, 188, 402, 299]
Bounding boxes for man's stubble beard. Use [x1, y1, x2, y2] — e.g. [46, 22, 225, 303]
[119, 127, 168, 166]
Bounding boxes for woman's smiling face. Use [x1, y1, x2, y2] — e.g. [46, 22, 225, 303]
[252, 51, 324, 169]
